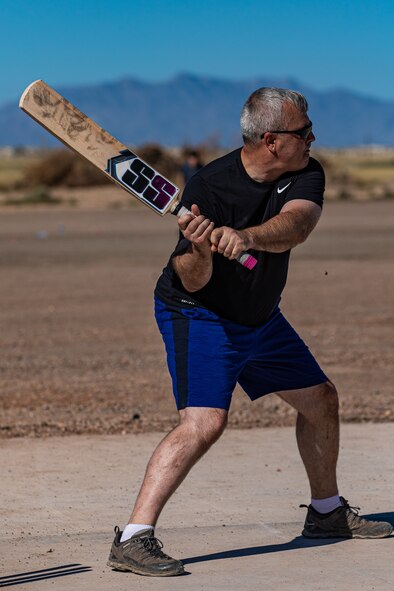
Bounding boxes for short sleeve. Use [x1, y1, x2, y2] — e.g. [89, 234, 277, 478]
[284, 158, 325, 208]
[181, 174, 216, 220]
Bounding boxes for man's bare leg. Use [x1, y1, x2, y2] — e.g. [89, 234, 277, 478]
[277, 381, 339, 499]
[130, 406, 228, 526]
[277, 381, 392, 538]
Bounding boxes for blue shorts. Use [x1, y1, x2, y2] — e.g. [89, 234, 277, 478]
[155, 298, 328, 411]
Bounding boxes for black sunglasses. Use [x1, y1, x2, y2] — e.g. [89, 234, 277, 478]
[261, 122, 313, 141]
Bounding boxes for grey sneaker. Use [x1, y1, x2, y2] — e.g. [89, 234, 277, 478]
[301, 497, 393, 539]
[107, 526, 184, 577]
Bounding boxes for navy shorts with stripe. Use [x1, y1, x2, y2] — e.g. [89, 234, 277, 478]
[155, 298, 328, 410]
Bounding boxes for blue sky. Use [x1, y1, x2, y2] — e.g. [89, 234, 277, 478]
[1, 0, 394, 106]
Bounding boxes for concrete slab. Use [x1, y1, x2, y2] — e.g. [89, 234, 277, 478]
[1, 424, 393, 590]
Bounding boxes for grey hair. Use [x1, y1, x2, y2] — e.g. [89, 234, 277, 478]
[240, 87, 309, 145]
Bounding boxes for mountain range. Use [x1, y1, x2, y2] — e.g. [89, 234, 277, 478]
[1, 74, 394, 148]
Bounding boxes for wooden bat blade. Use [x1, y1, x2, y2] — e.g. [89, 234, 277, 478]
[19, 80, 180, 215]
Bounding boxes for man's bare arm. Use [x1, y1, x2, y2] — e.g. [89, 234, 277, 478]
[210, 199, 322, 259]
[172, 204, 214, 292]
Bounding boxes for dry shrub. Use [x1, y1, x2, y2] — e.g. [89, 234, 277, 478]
[24, 150, 111, 187]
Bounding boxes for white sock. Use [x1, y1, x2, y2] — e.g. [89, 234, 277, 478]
[311, 495, 342, 514]
[120, 523, 153, 542]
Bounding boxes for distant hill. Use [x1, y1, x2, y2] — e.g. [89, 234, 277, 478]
[1, 74, 394, 148]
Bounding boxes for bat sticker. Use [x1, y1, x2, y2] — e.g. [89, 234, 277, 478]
[106, 149, 178, 214]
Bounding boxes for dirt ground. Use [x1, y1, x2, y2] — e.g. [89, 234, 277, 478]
[1, 425, 393, 590]
[0, 197, 393, 437]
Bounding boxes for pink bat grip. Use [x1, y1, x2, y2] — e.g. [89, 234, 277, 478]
[173, 204, 258, 270]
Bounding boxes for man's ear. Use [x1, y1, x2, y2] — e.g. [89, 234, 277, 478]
[263, 132, 276, 152]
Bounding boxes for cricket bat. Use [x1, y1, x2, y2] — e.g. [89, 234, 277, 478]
[19, 80, 257, 270]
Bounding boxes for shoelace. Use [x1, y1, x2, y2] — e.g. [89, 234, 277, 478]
[340, 499, 366, 525]
[341, 499, 361, 514]
[142, 535, 171, 559]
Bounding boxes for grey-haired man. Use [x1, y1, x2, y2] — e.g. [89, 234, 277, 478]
[107, 87, 392, 577]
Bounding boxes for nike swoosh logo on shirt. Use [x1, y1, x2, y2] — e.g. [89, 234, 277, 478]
[277, 182, 291, 194]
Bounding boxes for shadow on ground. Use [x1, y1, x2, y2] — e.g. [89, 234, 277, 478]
[0, 564, 92, 588]
[183, 513, 394, 567]
[362, 512, 394, 525]
[183, 535, 344, 565]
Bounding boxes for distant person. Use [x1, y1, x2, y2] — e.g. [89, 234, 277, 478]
[181, 149, 203, 184]
[107, 87, 393, 577]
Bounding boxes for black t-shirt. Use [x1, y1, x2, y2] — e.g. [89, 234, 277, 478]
[155, 149, 324, 326]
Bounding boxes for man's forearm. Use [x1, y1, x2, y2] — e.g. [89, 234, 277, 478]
[173, 245, 213, 292]
[242, 210, 316, 253]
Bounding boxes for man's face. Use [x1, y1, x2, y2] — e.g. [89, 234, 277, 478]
[271, 103, 315, 172]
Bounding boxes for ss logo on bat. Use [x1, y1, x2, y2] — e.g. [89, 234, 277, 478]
[107, 150, 178, 214]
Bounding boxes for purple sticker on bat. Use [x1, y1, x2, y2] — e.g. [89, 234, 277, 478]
[152, 175, 177, 196]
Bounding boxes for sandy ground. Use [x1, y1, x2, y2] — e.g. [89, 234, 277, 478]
[0, 424, 393, 590]
[0, 199, 393, 437]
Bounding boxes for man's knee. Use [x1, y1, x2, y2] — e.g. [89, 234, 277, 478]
[180, 407, 228, 448]
[309, 381, 339, 417]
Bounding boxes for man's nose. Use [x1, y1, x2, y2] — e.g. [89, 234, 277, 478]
[307, 131, 316, 143]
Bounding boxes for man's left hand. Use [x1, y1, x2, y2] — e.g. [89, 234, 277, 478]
[210, 227, 251, 260]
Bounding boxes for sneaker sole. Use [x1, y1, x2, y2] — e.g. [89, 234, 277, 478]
[107, 559, 185, 577]
[302, 529, 393, 539]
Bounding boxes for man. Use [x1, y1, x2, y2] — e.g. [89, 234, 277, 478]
[107, 88, 392, 577]
[181, 149, 204, 184]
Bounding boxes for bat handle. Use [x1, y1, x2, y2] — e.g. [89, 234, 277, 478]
[171, 203, 258, 270]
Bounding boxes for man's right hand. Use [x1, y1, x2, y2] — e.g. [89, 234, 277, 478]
[174, 204, 214, 292]
[178, 204, 214, 254]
